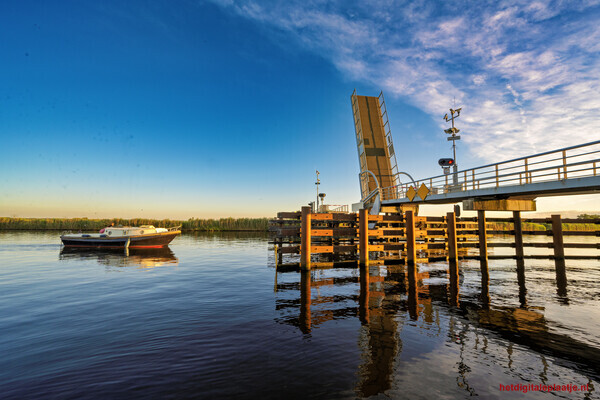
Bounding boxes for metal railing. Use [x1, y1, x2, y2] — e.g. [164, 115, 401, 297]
[379, 140, 600, 201]
[318, 204, 349, 213]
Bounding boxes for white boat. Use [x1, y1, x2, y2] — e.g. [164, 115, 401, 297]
[61, 225, 181, 248]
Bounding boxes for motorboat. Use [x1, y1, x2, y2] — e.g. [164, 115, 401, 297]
[60, 225, 181, 248]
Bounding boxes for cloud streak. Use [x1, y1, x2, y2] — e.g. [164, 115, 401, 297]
[211, 0, 600, 161]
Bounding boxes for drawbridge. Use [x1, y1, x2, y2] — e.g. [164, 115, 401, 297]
[351, 91, 600, 212]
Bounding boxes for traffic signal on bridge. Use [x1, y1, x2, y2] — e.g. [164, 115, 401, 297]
[438, 158, 455, 167]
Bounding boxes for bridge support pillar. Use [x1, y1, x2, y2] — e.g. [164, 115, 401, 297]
[301, 206, 312, 270]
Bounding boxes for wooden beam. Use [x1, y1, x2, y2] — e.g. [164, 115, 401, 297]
[300, 206, 312, 270]
[447, 212, 458, 263]
[359, 208, 369, 267]
[513, 211, 524, 260]
[405, 210, 416, 266]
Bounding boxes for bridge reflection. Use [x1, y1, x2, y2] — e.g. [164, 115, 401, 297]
[275, 264, 599, 397]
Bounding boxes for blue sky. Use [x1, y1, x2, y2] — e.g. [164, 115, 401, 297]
[1, 0, 599, 218]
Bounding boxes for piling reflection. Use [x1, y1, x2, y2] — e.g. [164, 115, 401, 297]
[299, 270, 311, 334]
[59, 247, 178, 269]
[517, 259, 527, 307]
[356, 265, 400, 397]
[274, 260, 600, 396]
[555, 262, 569, 303]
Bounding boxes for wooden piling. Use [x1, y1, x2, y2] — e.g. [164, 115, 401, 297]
[513, 211, 524, 260]
[447, 212, 459, 285]
[405, 210, 416, 266]
[551, 214, 567, 285]
[446, 212, 458, 264]
[300, 206, 312, 270]
[477, 210, 489, 281]
[359, 208, 369, 267]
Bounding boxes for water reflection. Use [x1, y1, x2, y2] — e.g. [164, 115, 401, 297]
[275, 262, 600, 397]
[59, 247, 178, 269]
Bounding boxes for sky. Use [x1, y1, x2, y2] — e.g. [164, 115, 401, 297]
[1, 0, 599, 219]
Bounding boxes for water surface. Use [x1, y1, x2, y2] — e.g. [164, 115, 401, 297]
[1, 231, 599, 399]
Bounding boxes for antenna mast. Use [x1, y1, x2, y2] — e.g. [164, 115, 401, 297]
[443, 108, 462, 186]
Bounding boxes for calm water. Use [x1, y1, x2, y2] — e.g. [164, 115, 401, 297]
[1, 231, 599, 399]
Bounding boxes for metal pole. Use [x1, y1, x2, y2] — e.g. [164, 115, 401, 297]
[452, 141, 458, 186]
[315, 170, 320, 212]
[452, 113, 458, 186]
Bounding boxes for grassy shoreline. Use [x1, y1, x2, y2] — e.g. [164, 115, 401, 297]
[0, 217, 270, 232]
[1, 216, 598, 232]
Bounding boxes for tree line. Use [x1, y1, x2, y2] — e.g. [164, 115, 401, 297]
[0, 217, 270, 231]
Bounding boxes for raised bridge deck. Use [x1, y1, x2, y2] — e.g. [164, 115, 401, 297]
[372, 140, 600, 206]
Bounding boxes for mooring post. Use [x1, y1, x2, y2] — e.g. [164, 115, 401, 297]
[359, 208, 369, 267]
[301, 206, 312, 270]
[477, 210, 489, 281]
[551, 214, 567, 287]
[405, 210, 416, 266]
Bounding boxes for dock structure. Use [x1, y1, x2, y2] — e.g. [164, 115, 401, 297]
[270, 210, 600, 283]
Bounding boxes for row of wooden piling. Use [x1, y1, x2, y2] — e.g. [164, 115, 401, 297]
[270, 207, 600, 274]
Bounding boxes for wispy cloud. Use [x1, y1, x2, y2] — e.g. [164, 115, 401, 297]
[211, 0, 600, 161]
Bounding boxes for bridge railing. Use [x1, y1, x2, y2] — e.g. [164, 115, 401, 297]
[380, 140, 600, 201]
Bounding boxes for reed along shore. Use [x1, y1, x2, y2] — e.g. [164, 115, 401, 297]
[1, 216, 597, 233]
[0, 217, 270, 232]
